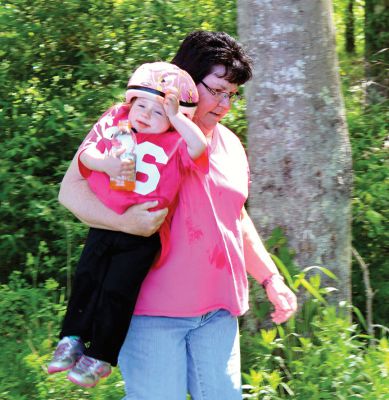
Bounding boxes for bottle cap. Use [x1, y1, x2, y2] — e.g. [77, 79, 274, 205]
[118, 119, 131, 132]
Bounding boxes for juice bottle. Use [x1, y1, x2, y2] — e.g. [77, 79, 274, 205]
[109, 120, 137, 191]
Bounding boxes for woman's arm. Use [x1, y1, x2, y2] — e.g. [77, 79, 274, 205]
[241, 206, 297, 323]
[59, 152, 168, 236]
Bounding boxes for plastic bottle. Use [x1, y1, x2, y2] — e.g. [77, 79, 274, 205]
[109, 120, 137, 191]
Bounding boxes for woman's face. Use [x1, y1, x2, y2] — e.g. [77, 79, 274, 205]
[193, 65, 238, 136]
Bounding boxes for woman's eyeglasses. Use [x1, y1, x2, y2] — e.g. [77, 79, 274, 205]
[200, 81, 242, 102]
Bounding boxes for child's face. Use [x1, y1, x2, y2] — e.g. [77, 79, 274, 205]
[129, 97, 170, 134]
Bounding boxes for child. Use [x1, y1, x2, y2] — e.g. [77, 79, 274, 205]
[48, 62, 207, 387]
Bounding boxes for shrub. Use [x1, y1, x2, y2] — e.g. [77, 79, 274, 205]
[242, 278, 389, 399]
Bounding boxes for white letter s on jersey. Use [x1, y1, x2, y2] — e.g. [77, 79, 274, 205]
[134, 142, 168, 195]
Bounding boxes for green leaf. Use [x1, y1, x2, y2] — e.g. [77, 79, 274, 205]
[260, 328, 277, 345]
[299, 278, 327, 304]
[270, 253, 294, 287]
[352, 306, 368, 331]
[365, 209, 383, 225]
[303, 266, 338, 281]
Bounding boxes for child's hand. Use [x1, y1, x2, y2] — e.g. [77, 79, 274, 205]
[163, 91, 180, 118]
[103, 149, 135, 178]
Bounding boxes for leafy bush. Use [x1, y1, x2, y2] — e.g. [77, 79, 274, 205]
[241, 269, 389, 399]
[0, 270, 126, 400]
[348, 102, 389, 327]
[242, 306, 389, 399]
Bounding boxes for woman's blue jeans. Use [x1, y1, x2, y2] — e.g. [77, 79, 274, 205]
[118, 309, 242, 399]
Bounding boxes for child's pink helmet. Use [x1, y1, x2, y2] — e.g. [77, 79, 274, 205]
[125, 62, 199, 119]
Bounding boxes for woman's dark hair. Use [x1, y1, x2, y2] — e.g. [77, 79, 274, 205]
[171, 30, 252, 85]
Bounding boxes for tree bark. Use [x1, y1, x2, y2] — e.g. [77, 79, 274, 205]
[365, 0, 389, 102]
[237, 0, 353, 303]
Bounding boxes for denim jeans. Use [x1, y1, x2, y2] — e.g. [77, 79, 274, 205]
[118, 309, 242, 400]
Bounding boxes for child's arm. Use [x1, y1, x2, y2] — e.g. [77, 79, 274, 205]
[163, 93, 207, 159]
[59, 152, 168, 235]
[79, 146, 134, 178]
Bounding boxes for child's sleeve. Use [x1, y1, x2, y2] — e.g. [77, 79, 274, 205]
[77, 104, 128, 178]
[178, 139, 209, 174]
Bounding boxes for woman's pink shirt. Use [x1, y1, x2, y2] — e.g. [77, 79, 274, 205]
[134, 123, 250, 317]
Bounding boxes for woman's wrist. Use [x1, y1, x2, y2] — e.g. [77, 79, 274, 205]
[261, 273, 285, 289]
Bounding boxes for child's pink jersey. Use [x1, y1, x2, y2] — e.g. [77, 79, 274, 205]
[78, 104, 208, 266]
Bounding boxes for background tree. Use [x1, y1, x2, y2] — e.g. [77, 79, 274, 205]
[237, 0, 353, 303]
[345, 0, 356, 53]
[365, 0, 389, 102]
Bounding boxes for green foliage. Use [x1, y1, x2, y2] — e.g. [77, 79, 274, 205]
[364, 0, 389, 100]
[242, 308, 389, 399]
[243, 232, 388, 399]
[241, 271, 389, 399]
[0, 271, 126, 399]
[334, 7, 389, 327]
[333, 0, 388, 327]
[349, 101, 389, 327]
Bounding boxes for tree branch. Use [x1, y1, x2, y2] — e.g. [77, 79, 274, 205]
[352, 246, 374, 337]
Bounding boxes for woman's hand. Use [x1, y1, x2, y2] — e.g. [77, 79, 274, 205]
[241, 207, 298, 324]
[119, 201, 168, 236]
[265, 276, 297, 324]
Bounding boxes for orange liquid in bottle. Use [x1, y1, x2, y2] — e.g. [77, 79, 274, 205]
[109, 177, 136, 191]
[109, 152, 136, 192]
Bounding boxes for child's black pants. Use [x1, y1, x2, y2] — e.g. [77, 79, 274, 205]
[60, 227, 160, 366]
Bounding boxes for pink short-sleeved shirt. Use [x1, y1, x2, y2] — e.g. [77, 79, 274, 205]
[134, 123, 251, 317]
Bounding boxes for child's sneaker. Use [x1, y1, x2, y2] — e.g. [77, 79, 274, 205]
[47, 337, 84, 374]
[67, 355, 111, 388]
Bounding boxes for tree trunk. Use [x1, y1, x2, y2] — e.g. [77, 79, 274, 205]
[237, 0, 353, 304]
[365, 0, 389, 102]
[345, 0, 356, 54]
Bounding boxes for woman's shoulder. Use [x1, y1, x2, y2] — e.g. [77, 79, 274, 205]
[216, 123, 245, 147]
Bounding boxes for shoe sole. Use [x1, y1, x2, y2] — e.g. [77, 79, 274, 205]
[47, 363, 75, 374]
[47, 349, 84, 375]
[67, 370, 112, 388]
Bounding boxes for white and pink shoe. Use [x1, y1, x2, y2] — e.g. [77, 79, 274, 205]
[47, 337, 84, 374]
[67, 355, 111, 388]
